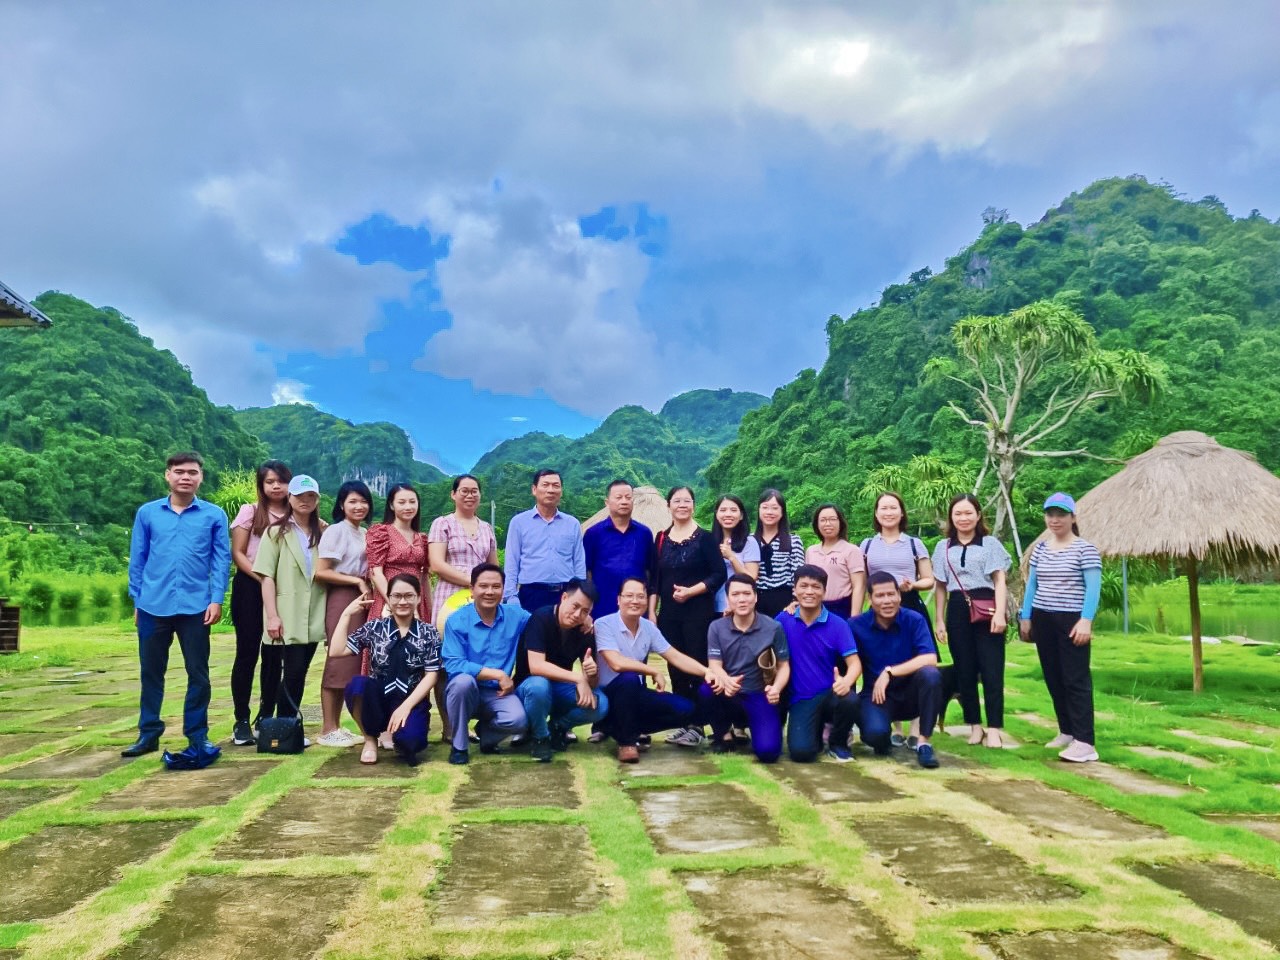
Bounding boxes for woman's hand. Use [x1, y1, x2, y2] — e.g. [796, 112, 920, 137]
[1069, 618, 1093, 646]
[719, 540, 733, 560]
[388, 703, 411, 734]
[343, 593, 373, 618]
[935, 623, 948, 646]
[1018, 619, 1032, 642]
[900, 577, 914, 593]
[671, 584, 692, 603]
[266, 614, 284, 640]
[990, 612, 1007, 634]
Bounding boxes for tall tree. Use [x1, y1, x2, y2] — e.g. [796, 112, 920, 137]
[924, 299, 1164, 556]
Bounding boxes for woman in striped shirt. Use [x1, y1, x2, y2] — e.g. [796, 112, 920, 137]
[1019, 492, 1102, 763]
[754, 489, 806, 617]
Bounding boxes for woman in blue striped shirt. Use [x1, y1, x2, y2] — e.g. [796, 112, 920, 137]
[1019, 492, 1103, 763]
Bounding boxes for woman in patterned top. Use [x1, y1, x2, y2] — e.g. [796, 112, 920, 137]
[1019, 493, 1103, 763]
[754, 489, 806, 618]
[329, 574, 442, 766]
[427, 474, 497, 618]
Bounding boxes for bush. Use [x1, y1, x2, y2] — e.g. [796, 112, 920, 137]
[56, 587, 84, 625]
[23, 578, 55, 625]
[89, 583, 115, 623]
[118, 581, 134, 617]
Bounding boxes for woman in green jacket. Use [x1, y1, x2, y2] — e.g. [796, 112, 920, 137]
[253, 474, 327, 736]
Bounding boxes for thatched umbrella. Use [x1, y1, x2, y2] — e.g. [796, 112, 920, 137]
[0, 280, 52, 328]
[1071, 431, 1280, 692]
[580, 484, 671, 534]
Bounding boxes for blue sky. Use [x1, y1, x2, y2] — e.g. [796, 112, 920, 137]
[2, 3, 1279, 471]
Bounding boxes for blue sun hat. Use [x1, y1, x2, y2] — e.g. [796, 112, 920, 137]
[1043, 492, 1077, 514]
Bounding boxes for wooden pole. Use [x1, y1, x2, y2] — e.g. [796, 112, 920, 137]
[1185, 555, 1204, 693]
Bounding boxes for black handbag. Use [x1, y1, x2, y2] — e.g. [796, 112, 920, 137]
[256, 681, 305, 754]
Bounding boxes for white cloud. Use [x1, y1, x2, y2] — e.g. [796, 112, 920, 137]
[270, 379, 313, 406]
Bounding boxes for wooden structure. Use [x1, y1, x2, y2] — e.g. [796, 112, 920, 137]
[0, 598, 19, 653]
[0, 280, 52, 328]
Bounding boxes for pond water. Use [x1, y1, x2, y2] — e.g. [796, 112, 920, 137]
[1094, 587, 1280, 642]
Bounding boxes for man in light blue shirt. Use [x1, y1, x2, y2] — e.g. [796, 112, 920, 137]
[503, 469, 586, 611]
[124, 451, 230, 758]
[444, 563, 532, 764]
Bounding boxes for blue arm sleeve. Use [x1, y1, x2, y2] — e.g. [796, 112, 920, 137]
[1019, 567, 1038, 620]
[1081, 567, 1102, 620]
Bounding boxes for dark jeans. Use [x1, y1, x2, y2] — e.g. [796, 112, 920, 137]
[229, 571, 263, 723]
[657, 603, 714, 704]
[518, 582, 564, 613]
[859, 667, 943, 754]
[700, 684, 783, 762]
[946, 591, 1005, 728]
[1032, 608, 1095, 744]
[135, 610, 211, 745]
[259, 642, 318, 718]
[344, 676, 430, 756]
[787, 688, 860, 762]
[823, 596, 853, 620]
[516, 676, 609, 740]
[601, 674, 694, 746]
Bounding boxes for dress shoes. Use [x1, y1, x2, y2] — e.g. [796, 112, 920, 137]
[121, 737, 160, 757]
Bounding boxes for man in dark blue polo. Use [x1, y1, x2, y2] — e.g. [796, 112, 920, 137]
[849, 571, 943, 769]
[777, 564, 861, 762]
[583, 479, 656, 619]
[124, 451, 231, 759]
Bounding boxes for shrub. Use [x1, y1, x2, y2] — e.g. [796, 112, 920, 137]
[89, 583, 116, 623]
[56, 587, 84, 625]
[23, 579, 55, 625]
[118, 582, 134, 616]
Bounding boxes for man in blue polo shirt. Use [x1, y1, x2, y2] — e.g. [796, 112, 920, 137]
[583, 479, 657, 619]
[777, 565, 861, 763]
[444, 563, 532, 764]
[849, 571, 943, 769]
[503, 469, 586, 612]
[124, 451, 230, 759]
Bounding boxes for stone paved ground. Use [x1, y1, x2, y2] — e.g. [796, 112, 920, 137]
[0, 631, 1278, 959]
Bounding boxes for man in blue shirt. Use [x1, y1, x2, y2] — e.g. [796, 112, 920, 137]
[583, 480, 657, 619]
[444, 563, 532, 764]
[778, 565, 861, 763]
[124, 452, 231, 758]
[503, 469, 586, 612]
[848, 571, 943, 769]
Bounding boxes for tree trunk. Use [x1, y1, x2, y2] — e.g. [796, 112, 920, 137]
[1185, 555, 1204, 693]
[992, 446, 1023, 558]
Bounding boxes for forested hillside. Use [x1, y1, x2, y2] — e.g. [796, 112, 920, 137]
[233, 405, 444, 496]
[708, 176, 1280, 539]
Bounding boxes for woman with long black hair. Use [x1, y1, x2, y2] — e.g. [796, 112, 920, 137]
[932, 494, 1010, 748]
[227, 459, 291, 746]
[754, 488, 806, 618]
[710, 494, 759, 613]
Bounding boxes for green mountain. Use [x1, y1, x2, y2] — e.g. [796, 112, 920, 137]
[233, 405, 445, 498]
[0, 292, 268, 573]
[708, 176, 1280, 539]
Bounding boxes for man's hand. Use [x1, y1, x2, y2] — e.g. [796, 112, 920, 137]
[266, 614, 284, 640]
[388, 703, 411, 733]
[581, 650, 598, 681]
[581, 614, 595, 636]
[871, 670, 891, 705]
[723, 673, 743, 697]
[764, 682, 781, 705]
[652, 672, 667, 693]
[575, 678, 596, 709]
[496, 673, 514, 696]
[832, 667, 853, 698]
[203, 602, 222, 626]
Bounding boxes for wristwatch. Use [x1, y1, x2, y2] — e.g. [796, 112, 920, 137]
[885, 667, 894, 678]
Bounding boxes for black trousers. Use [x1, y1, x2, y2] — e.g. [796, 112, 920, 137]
[259, 642, 318, 719]
[657, 600, 714, 704]
[229, 571, 264, 723]
[756, 586, 793, 618]
[1031, 608, 1094, 745]
[945, 591, 1004, 728]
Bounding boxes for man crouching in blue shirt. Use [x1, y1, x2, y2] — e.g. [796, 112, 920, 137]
[849, 571, 943, 769]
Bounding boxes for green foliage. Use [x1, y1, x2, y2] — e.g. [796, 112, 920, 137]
[710, 176, 1280, 539]
[22, 578, 55, 624]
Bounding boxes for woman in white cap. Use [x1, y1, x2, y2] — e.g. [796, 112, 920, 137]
[253, 474, 328, 736]
[1019, 493, 1103, 762]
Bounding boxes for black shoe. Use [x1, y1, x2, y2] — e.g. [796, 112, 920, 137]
[121, 737, 160, 757]
[479, 742, 501, 755]
[448, 748, 469, 765]
[549, 726, 570, 752]
[530, 737, 553, 763]
[711, 738, 736, 755]
[232, 721, 255, 746]
[916, 743, 940, 769]
[395, 741, 421, 768]
[510, 733, 528, 748]
[565, 730, 578, 743]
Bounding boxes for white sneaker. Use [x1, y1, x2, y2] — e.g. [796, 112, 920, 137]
[315, 730, 354, 748]
[671, 727, 706, 748]
[1046, 733, 1075, 750]
[1059, 740, 1099, 763]
[665, 726, 689, 744]
[302, 736, 312, 748]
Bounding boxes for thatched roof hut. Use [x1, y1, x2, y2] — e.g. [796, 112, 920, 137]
[580, 484, 670, 534]
[0, 280, 52, 328]
[1044, 431, 1280, 691]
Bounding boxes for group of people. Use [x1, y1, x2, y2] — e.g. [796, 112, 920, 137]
[123, 453, 1103, 770]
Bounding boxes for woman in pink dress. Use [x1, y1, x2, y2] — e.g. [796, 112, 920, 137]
[427, 473, 497, 618]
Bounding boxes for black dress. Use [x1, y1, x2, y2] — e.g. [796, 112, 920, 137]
[652, 526, 726, 701]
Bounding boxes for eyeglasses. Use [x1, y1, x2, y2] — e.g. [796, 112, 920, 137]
[389, 593, 418, 602]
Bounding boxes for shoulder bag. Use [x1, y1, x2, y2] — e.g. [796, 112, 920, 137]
[945, 540, 996, 624]
[257, 677, 306, 754]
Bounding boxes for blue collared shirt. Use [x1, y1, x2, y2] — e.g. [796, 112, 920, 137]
[128, 496, 231, 617]
[779, 607, 858, 703]
[583, 517, 656, 617]
[502, 507, 586, 601]
[443, 602, 532, 687]
[847, 607, 934, 681]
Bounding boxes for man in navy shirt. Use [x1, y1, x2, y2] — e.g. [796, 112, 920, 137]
[583, 479, 657, 619]
[849, 571, 943, 768]
[124, 451, 230, 758]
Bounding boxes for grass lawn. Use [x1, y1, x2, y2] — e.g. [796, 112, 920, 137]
[0, 622, 1277, 959]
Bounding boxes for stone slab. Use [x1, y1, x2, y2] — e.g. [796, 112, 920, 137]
[769, 760, 903, 803]
[948, 778, 1160, 840]
[0, 786, 68, 819]
[312, 748, 419, 779]
[1129, 746, 1212, 769]
[94, 760, 279, 811]
[1206, 815, 1280, 844]
[453, 760, 578, 810]
[684, 868, 915, 960]
[1170, 729, 1260, 751]
[109, 874, 360, 960]
[434, 822, 596, 919]
[0, 734, 47, 758]
[215, 786, 402, 859]
[42, 706, 135, 731]
[1061, 762, 1193, 797]
[0, 747, 133, 781]
[853, 815, 1079, 903]
[0, 820, 190, 923]
[633, 783, 776, 855]
[979, 929, 1204, 959]
[621, 744, 718, 778]
[1133, 860, 1280, 950]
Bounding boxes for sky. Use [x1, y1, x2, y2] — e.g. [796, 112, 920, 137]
[2, 2, 1278, 472]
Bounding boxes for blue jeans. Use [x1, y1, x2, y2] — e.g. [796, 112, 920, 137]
[859, 667, 943, 754]
[135, 610, 211, 745]
[445, 673, 528, 752]
[787, 688, 860, 762]
[516, 676, 609, 740]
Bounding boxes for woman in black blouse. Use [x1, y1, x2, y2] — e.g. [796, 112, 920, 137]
[649, 486, 726, 747]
